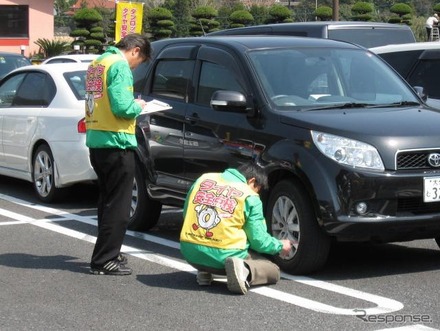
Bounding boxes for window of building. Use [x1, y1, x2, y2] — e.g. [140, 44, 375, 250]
[0, 5, 29, 38]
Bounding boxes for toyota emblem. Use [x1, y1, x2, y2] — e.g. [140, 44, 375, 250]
[428, 153, 440, 167]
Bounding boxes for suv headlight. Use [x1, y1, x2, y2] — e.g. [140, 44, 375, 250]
[311, 131, 384, 171]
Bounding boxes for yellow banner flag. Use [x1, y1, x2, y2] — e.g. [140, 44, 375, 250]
[115, 1, 144, 42]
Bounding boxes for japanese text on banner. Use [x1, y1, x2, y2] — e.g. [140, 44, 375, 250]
[115, 1, 144, 42]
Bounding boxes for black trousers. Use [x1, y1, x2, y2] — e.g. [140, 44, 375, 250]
[89, 148, 135, 267]
[427, 27, 432, 40]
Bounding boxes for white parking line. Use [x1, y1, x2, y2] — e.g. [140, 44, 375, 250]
[0, 193, 405, 317]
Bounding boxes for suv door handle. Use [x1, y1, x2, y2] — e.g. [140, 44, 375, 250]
[185, 112, 199, 124]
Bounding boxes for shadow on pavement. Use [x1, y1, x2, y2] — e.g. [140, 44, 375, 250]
[137, 271, 230, 295]
[0, 253, 89, 273]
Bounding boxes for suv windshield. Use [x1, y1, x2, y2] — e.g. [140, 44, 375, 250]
[248, 47, 418, 110]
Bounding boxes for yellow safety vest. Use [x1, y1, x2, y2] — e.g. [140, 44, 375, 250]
[85, 54, 135, 134]
[180, 173, 258, 250]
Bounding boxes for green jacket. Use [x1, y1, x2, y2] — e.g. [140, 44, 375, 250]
[180, 168, 283, 270]
[85, 46, 142, 149]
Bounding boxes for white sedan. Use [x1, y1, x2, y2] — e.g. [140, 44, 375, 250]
[0, 63, 96, 202]
[41, 54, 98, 64]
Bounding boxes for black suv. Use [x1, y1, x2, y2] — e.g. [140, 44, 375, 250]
[131, 36, 440, 274]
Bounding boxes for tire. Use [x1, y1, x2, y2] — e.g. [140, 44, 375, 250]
[128, 161, 162, 231]
[266, 179, 331, 274]
[32, 144, 63, 203]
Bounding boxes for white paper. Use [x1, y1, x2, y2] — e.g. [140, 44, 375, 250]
[140, 99, 172, 114]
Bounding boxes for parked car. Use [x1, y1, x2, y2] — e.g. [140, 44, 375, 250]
[41, 54, 99, 64]
[129, 36, 440, 274]
[207, 21, 416, 48]
[370, 42, 440, 109]
[0, 51, 32, 80]
[0, 63, 96, 202]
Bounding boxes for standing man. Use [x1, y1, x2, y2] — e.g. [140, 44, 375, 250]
[180, 162, 292, 294]
[426, 14, 439, 41]
[85, 33, 151, 275]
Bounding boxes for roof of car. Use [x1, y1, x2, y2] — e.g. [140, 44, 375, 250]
[41, 54, 99, 64]
[0, 51, 30, 57]
[11, 62, 89, 75]
[207, 21, 412, 36]
[370, 42, 440, 54]
[154, 35, 361, 51]
[254, 21, 412, 28]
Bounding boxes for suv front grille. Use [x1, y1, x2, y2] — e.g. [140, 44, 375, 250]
[397, 150, 440, 170]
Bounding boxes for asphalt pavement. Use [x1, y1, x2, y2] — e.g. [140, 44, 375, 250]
[1, 177, 440, 331]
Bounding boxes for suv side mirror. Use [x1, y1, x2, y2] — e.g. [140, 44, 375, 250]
[210, 90, 247, 112]
[413, 86, 428, 102]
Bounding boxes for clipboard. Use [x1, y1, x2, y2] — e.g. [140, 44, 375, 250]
[140, 99, 173, 114]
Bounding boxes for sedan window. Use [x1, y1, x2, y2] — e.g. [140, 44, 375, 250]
[13, 72, 54, 107]
[0, 73, 25, 107]
[65, 70, 87, 100]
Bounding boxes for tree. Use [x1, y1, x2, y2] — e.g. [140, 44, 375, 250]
[94, 6, 115, 44]
[54, 0, 76, 28]
[351, 2, 374, 21]
[315, 6, 333, 21]
[70, 8, 104, 53]
[249, 5, 269, 25]
[266, 4, 293, 23]
[166, 0, 192, 37]
[294, 1, 318, 22]
[34, 38, 70, 58]
[190, 6, 219, 36]
[217, 3, 245, 29]
[147, 7, 175, 40]
[229, 10, 254, 28]
[389, 3, 413, 25]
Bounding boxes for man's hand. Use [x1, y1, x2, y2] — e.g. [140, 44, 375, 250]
[279, 239, 294, 257]
[135, 98, 147, 109]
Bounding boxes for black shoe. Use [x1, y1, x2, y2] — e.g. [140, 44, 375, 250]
[117, 253, 128, 265]
[90, 260, 132, 276]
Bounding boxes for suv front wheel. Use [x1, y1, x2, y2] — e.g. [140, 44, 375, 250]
[266, 179, 331, 274]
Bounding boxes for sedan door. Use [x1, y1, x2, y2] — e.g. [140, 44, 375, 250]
[1, 72, 52, 174]
[0, 73, 26, 168]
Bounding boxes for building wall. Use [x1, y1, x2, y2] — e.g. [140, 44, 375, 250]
[0, 0, 54, 57]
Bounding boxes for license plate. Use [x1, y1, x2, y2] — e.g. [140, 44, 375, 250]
[424, 176, 440, 202]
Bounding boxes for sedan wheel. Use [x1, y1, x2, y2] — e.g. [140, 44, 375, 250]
[266, 179, 331, 274]
[32, 144, 59, 202]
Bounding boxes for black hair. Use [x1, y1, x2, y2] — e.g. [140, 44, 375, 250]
[115, 33, 152, 61]
[237, 162, 268, 189]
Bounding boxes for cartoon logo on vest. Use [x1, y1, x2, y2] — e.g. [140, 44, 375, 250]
[85, 92, 95, 116]
[192, 205, 221, 238]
